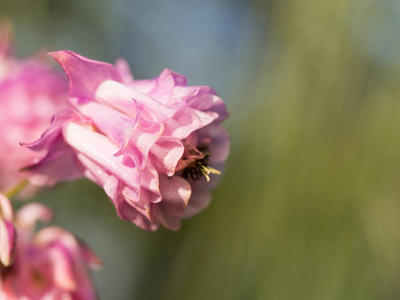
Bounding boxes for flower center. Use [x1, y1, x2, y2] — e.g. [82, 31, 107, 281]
[180, 143, 220, 182]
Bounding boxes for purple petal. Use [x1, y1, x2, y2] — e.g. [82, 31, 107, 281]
[151, 203, 181, 231]
[202, 124, 230, 164]
[181, 183, 212, 218]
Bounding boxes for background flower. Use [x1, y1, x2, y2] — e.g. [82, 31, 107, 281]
[0, 193, 15, 268]
[0, 203, 101, 300]
[0, 23, 67, 194]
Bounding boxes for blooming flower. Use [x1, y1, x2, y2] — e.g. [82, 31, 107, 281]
[25, 51, 230, 230]
[0, 202, 101, 300]
[0, 22, 67, 193]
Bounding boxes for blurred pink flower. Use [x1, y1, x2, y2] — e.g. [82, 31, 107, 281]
[0, 203, 101, 300]
[0, 23, 67, 193]
[26, 50, 230, 230]
[0, 194, 15, 267]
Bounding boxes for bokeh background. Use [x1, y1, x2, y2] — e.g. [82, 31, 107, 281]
[3, 0, 400, 299]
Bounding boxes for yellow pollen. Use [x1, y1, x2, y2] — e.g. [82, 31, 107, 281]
[200, 166, 221, 182]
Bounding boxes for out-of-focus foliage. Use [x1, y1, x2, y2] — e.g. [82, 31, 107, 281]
[3, 0, 400, 299]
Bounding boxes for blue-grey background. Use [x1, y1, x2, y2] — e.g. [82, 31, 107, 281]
[3, 0, 400, 299]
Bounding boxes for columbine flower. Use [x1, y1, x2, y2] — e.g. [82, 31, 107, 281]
[25, 50, 230, 230]
[0, 22, 67, 193]
[0, 203, 101, 300]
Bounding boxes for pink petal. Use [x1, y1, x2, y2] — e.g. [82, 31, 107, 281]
[109, 185, 158, 231]
[48, 242, 77, 291]
[49, 50, 122, 99]
[150, 140, 184, 176]
[122, 124, 163, 170]
[126, 78, 156, 94]
[161, 107, 218, 140]
[115, 58, 134, 83]
[139, 159, 160, 199]
[75, 101, 137, 155]
[76, 153, 110, 187]
[94, 80, 139, 119]
[79, 240, 103, 269]
[16, 203, 53, 229]
[0, 220, 15, 266]
[23, 108, 79, 152]
[95, 80, 185, 127]
[63, 122, 140, 193]
[147, 69, 187, 105]
[155, 176, 192, 218]
[159, 176, 191, 207]
[23, 136, 83, 186]
[186, 86, 229, 122]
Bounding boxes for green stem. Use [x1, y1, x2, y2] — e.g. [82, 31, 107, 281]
[4, 180, 29, 199]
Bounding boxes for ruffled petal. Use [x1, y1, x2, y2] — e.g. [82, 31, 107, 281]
[161, 107, 218, 140]
[95, 80, 185, 127]
[63, 122, 140, 193]
[150, 140, 184, 176]
[107, 179, 158, 231]
[23, 108, 80, 152]
[23, 136, 83, 186]
[186, 86, 229, 122]
[75, 101, 138, 156]
[147, 69, 187, 106]
[140, 161, 161, 202]
[123, 124, 163, 170]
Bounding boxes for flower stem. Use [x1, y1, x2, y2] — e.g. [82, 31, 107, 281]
[4, 180, 28, 199]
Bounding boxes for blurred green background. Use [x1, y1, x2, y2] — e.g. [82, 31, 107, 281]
[3, 0, 400, 299]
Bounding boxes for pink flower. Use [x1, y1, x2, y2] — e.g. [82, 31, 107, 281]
[0, 23, 67, 193]
[0, 194, 15, 267]
[0, 203, 101, 300]
[26, 51, 230, 230]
